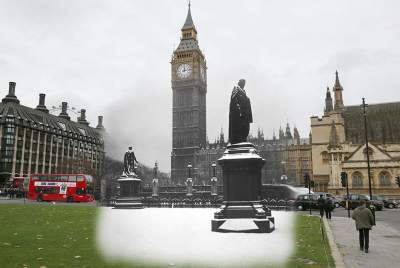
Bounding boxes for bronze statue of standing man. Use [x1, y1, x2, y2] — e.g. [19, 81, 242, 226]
[229, 79, 253, 144]
[123, 146, 138, 175]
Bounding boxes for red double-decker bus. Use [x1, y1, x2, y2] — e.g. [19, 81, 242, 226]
[27, 174, 94, 202]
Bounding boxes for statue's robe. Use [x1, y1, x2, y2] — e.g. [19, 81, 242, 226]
[123, 150, 137, 174]
[228, 86, 253, 144]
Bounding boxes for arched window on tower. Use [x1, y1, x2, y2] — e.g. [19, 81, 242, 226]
[379, 171, 391, 186]
[352, 172, 363, 187]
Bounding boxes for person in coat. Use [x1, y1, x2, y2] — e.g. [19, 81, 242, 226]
[317, 194, 325, 218]
[325, 197, 333, 219]
[351, 199, 374, 253]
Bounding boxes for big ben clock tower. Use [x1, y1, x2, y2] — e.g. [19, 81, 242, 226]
[171, 4, 207, 184]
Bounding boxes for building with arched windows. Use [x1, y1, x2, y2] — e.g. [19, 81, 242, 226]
[310, 71, 400, 197]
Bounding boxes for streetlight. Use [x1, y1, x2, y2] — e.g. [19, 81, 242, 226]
[212, 162, 216, 178]
[362, 98, 372, 200]
[187, 162, 192, 178]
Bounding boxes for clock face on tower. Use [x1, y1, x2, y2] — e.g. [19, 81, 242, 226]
[176, 64, 192, 79]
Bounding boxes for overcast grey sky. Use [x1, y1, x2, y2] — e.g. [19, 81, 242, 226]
[1, 0, 400, 172]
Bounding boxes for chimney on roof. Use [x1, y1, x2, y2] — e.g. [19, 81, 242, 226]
[2, 82, 20, 104]
[35, 93, 49, 113]
[96, 115, 104, 130]
[58, 102, 70, 120]
[77, 109, 89, 126]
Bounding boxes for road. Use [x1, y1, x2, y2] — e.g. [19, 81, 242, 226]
[298, 207, 400, 231]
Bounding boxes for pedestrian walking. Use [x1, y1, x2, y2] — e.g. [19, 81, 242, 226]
[317, 194, 325, 218]
[351, 199, 374, 253]
[366, 200, 376, 226]
[325, 197, 333, 219]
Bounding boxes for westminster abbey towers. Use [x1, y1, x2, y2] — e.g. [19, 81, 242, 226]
[171, 5, 207, 184]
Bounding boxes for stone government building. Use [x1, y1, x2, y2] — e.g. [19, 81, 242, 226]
[311, 71, 400, 197]
[0, 82, 105, 190]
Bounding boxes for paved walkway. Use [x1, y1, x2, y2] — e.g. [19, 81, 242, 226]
[328, 216, 400, 268]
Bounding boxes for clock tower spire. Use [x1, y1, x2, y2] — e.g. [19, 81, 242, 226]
[171, 4, 207, 184]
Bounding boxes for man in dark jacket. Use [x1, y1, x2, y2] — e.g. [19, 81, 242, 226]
[352, 200, 374, 253]
[325, 197, 333, 219]
[317, 194, 325, 218]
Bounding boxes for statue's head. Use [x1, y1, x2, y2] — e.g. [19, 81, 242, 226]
[238, 79, 246, 89]
[128, 146, 132, 150]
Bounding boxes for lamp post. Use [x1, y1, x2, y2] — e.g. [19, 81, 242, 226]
[212, 162, 216, 178]
[362, 98, 373, 200]
[187, 162, 192, 178]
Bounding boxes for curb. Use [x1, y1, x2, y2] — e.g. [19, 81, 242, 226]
[323, 217, 346, 268]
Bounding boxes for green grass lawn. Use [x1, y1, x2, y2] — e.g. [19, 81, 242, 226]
[0, 204, 334, 268]
[286, 215, 335, 268]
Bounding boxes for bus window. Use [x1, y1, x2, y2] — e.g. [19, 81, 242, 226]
[32, 176, 40, 181]
[36, 187, 43, 193]
[60, 175, 68, 181]
[77, 175, 84, 182]
[68, 176, 76, 182]
[44, 187, 58, 194]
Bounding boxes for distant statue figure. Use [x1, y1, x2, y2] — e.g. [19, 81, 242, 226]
[229, 79, 253, 144]
[123, 146, 138, 175]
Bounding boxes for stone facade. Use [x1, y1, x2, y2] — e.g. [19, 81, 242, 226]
[310, 72, 400, 198]
[0, 82, 105, 192]
[171, 5, 207, 184]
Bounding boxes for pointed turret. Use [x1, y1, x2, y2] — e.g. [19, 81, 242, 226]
[285, 123, 292, 139]
[180, 2, 197, 40]
[293, 127, 300, 145]
[333, 70, 344, 110]
[279, 127, 285, 140]
[328, 121, 339, 148]
[182, 2, 195, 30]
[324, 87, 333, 114]
[219, 127, 225, 145]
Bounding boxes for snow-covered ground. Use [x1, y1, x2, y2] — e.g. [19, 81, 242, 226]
[97, 208, 294, 267]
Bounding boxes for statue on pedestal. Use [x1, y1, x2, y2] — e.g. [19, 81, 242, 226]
[114, 146, 143, 209]
[211, 78, 274, 233]
[123, 146, 138, 175]
[152, 162, 159, 197]
[229, 79, 253, 144]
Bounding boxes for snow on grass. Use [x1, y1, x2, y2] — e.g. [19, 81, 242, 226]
[97, 208, 294, 267]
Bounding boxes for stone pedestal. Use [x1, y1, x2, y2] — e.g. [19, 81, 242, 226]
[114, 174, 143, 209]
[152, 178, 159, 197]
[186, 177, 193, 196]
[211, 143, 275, 233]
[210, 177, 218, 196]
